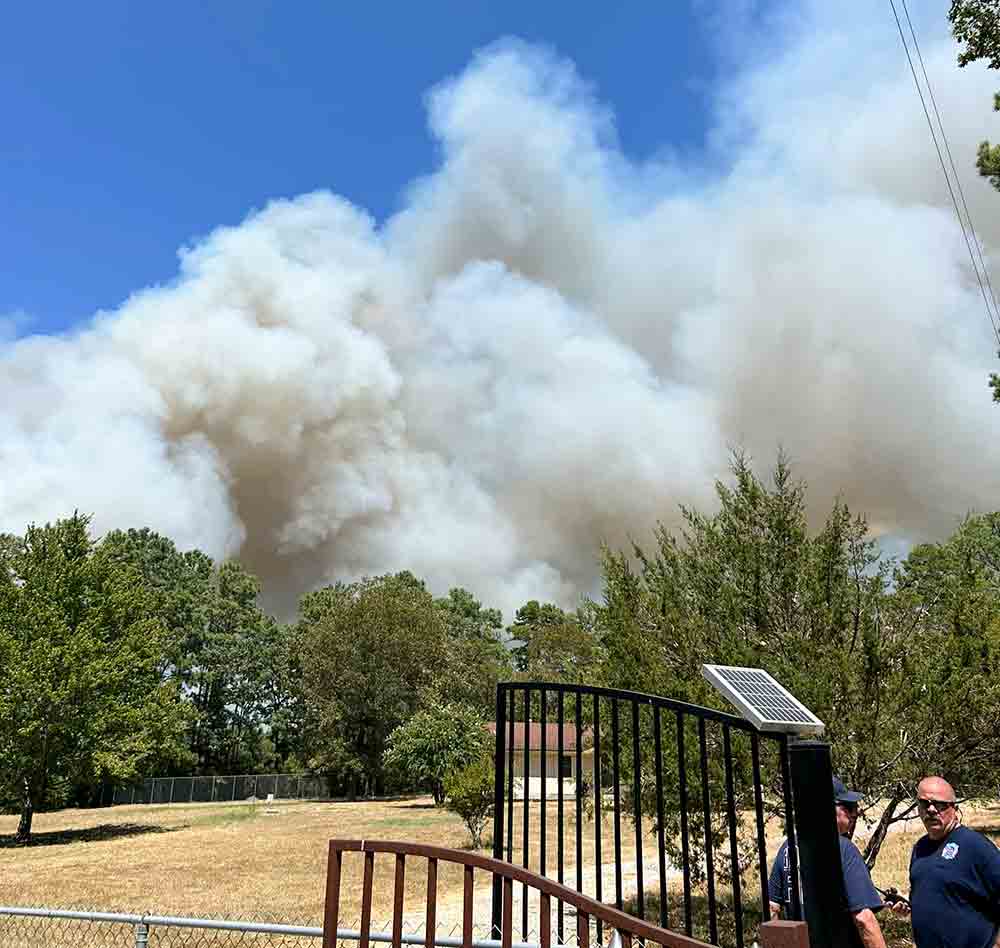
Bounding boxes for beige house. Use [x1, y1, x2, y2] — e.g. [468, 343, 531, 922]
[486, 722, 597, 800]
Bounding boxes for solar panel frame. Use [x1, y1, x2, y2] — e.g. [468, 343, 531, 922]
[700, 664, 825, 735]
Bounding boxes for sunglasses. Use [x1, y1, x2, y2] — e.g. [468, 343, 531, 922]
[916, 797, 955, 812]
[836, 801, 859, 813]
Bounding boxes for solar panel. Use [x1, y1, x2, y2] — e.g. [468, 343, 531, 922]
[701, 664, 825, 735]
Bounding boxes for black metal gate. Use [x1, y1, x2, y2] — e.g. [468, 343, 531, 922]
[490, 682, 810, 948]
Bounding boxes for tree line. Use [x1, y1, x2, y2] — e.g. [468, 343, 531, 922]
[3, 452, 1000, 861]
[0, 513, 587, 841]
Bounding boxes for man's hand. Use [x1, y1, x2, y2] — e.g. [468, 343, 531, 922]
[890, 900, 911, 917]
[852, 908, 888, 948]
[768, 901, 782, 921]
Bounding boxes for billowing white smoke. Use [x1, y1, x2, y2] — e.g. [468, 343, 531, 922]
[2, 0, 998, 616]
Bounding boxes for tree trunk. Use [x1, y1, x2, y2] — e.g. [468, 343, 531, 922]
[15, 777, 33, 844]
[863, 790, 905, 869]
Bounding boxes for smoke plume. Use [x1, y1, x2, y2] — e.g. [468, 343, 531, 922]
[2, 0, 998, 615]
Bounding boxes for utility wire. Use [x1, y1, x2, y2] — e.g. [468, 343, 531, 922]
[887, 0, 1000, 347]
[900, 0, 1000, 336]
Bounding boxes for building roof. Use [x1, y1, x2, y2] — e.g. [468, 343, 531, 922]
[485, 722, 592, 751]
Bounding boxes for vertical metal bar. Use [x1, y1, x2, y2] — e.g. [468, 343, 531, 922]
[723, 726, 744, 948]
[392, 854, 406, 948]
[631, 700, 645, 920]
[698, 718, 718, 945]
[425, 857, 438, 948]
[751, 733, 770, 923]
[654, 707, 668, 929]
[170, 776, 175, 804]
[492, 685, 507, 935]
[593, 694, 603, 944]
[507, 689, 515, 866]
[522, 688, 531, 940]
[575, 695, 583, 903]
[323, 846, 343, 948]
[577, 911, 590, 948]
[463, 866, 474, 948]
[788, 740, 851, 948]
[360, 850, 375, 948]
[676, 711, 692, 936]
[779, 735, 802, 921]
[557, 689, 565, 944]
[134, 921, 149, 948]
[540, 688, 547, 880]
[502, 877, 514, 948]
[611, 698, 623, 910]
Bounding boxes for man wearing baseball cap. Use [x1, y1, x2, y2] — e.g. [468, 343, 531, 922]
[769, 776, 888, 948]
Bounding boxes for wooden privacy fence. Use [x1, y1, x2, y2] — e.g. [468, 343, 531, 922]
[321, 840, 806, 948]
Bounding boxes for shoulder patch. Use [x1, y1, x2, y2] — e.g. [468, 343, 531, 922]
[941, 842, 960, 860]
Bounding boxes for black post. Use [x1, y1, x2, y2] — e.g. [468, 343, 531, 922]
[787, 740, 854, 948]
[491, 684, 507, 936]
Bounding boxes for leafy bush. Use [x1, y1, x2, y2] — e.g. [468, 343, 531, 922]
[383, 701, 490, 804]
[443, 756, 494, 849]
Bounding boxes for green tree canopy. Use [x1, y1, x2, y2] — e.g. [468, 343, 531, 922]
[383, 700, 490, 804]
[948, 1, 1000, 399]
[0, 514, 190, 841]
[951, 0, 1000, 68]
[597, 453, 1000, 869]
[432, 587, 512, 712]
[100, 528, 301, 774]
[298, 571, 448, 795]
[950, 0, 1000, 191]
[508, 600, 602, 682]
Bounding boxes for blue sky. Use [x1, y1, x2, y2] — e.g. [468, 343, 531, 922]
[2, 2, 757, 337]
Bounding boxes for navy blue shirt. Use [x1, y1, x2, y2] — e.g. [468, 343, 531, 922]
[769, 837, 884, 916]
[910, 825, 1000, 948]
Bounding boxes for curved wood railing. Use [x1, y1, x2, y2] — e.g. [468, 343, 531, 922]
[322, 839, 712, 948]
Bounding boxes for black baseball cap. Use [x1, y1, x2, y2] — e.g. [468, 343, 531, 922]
[833, 776, 863, 804]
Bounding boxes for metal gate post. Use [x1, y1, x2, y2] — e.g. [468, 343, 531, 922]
[787, 740, 853, 948]
[133, 920, 149, 948]
[491, 684, 507, 937]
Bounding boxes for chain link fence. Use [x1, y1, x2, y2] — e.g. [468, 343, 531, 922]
[108, 774, 329, 807]
[0, 908, 542, 948]
[0, 909, 320, 948]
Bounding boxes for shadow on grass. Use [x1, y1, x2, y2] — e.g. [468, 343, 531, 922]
[0, 822, 172, 849]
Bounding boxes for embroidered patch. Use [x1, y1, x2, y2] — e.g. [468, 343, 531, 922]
[942, 842, 960, 860]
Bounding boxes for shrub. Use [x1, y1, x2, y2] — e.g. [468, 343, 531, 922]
[443, 756, 494, 849]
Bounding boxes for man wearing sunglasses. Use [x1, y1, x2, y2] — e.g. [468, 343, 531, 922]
[768, 777, 887, 948]
[903, 776, 1000, 948]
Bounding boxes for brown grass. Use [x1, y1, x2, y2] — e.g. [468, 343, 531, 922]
[5, 795, 996, 947]
[0, 795, 658, 932]
[0, 798, 467, 925]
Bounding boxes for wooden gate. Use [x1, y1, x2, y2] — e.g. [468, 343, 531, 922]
[320, 839, 805, 948]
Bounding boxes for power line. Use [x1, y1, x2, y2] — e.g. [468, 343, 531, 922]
[887, 0, 1000, 347]
[900, 0, 1000, 336]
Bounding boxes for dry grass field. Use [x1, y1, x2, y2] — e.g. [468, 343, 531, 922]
[0, 794, 662, 933]
[2, 794, 997, 947]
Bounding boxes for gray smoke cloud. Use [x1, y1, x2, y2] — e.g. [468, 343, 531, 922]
[2, 0, 998, 616]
